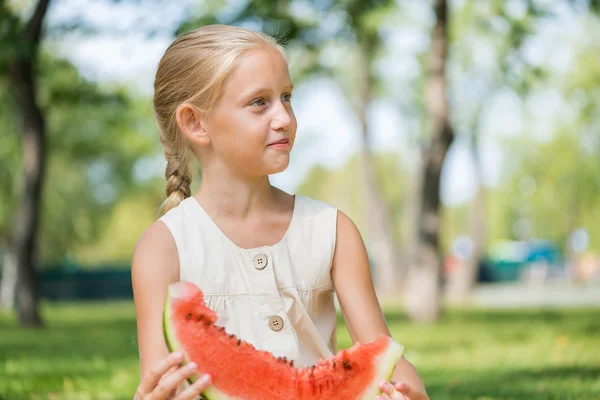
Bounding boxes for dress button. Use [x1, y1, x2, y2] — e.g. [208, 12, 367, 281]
[268, 315, 284, 331]
[253, 254, 268, 270]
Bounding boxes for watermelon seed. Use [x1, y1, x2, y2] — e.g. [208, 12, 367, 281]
[343, 361, 351, 370]
[237, 339, 241, 346]
[333, 361, 337, 368]
[204, 320, 211, 326]
[197, 315, 204, 321]
[186, 313, 192, 320]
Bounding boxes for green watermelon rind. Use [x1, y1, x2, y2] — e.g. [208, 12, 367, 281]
[358, 339, 404, 400]
[164, 291, 404, 400]
[163, 291, 225, 400]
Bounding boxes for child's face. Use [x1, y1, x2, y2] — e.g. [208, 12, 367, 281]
[204, 46, 297, 177]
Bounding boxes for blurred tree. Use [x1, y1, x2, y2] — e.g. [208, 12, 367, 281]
[180, 0, 403, 294]
[443, 0, 549, 301]
[0, 0, 51, 327]
[33, 58, 157, 266]
[402, 0, 451, 322]
[336, 0, 404, 294]
[493, 4, 600, 255]
[0, 0, 159, 327]
[410, 0, 600, 312]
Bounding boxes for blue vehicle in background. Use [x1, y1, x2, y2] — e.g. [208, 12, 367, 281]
[478, 239, 565, 283]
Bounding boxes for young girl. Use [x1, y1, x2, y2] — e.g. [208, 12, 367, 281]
[132, 24, 428, 400]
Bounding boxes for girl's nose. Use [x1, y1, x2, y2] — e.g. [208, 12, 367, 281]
[271, 101, 293, 131]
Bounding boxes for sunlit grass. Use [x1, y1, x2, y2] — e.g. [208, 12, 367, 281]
[1, 301, 599, 399]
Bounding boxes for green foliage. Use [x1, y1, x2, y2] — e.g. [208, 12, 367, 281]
[495, 132, 600, 251]
[0, 51, 158, 264]
[1, 301, 598, 399]
[442, 134, 600, 254]
[73, 184, 165, 266]
[0, 79, 21, 241]
[0, 0, 24, 73]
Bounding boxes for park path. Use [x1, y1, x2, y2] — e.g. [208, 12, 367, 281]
[470, 282, 600, 309]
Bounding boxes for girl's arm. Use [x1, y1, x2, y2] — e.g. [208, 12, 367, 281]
[132, 221, 184, 391]
[131, 221, 213, 399]
[331, 211, 427, 398]
[132, 221, 180, 377]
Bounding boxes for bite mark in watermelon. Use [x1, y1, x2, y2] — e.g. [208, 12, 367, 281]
[163, 281, 404, 400]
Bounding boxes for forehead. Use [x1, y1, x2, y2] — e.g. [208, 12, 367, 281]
[224, 47, 292, 93]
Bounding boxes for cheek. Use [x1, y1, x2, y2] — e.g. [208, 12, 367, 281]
[247, 118, 271, 142]
[231, 110, 268, 137]
[210, 113, 267, 147]
[290, 111, 298, 143]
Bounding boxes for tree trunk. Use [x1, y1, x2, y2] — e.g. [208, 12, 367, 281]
[3, 0, 51, 328]
[404, 0, 452, 323]
[400, 158, 423, 289]
[446, 135, 486, 302]
[355, 45, 401, 296]
[7, 57, 46, 328]
[0, 248, 18, 308]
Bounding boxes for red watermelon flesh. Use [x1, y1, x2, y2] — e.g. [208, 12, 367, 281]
[163, 281, 404, 400]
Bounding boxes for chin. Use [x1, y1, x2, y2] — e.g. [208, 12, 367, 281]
[265, 159, 290, 175]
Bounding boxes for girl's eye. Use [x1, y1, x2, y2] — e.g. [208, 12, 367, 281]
[282, 93, 292, 102]
[250, 98, 266, 107]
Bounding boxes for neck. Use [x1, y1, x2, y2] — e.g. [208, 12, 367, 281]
[195, 165, 277, 219]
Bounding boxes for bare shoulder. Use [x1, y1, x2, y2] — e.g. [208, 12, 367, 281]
[336, 209, 359, 231]
[134, 219, 177, 255]
[132, 220, 179, 289]
[334, 210, 365, 249]
[332, 210, 370, 274]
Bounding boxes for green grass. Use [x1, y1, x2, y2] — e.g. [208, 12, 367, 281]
[1, 302, 599, 400]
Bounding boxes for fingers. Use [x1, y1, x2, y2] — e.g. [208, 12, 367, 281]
[394, 381, 428, 399]
[395, 382, 415, 397]
[379, 380, 395, 397]
[149, 362, 199, 400]
[375, 381, 405, 400]
[176, 373, 212, 400]
[138, 352, 185, 395]
[377, 381, 412, 400]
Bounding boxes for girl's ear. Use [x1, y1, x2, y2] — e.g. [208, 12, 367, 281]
[176, 103, 210, 146]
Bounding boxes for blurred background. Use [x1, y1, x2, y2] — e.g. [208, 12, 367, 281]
[1, 0, 599, 399]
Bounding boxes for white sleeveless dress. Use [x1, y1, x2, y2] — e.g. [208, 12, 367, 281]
[159, 194, 339, 367]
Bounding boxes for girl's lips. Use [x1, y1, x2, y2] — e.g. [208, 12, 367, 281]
[268, 139, 290, 147]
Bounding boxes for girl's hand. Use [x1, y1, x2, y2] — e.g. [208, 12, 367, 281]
[134, 352, 212, 400]
[374, 380, 430, 400]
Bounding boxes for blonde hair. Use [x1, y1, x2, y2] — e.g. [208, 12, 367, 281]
[153, 24, 286, 213]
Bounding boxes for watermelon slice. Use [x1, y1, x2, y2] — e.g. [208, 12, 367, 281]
[163, 281, 404, 400]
